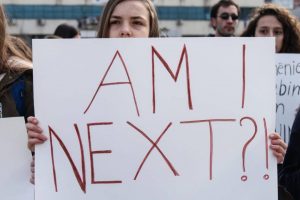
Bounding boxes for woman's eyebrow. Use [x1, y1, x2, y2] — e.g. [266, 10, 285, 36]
[110, 15, 122, 19]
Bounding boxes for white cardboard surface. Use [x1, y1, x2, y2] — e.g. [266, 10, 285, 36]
[0, 117, 34, 200]
[33, 37, 277, 200]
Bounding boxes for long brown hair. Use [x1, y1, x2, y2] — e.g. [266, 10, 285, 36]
[0, 5, 9, 72]
[241, 3, 300, 53]
[0, 5, 32, 73]
[97, 0, 159, 38]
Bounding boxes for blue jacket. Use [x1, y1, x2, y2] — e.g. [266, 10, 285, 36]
[0, 68, 34, 120]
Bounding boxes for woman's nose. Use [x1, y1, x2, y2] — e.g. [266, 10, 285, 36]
[268, 31, 274, 37]
[120, 23, 132, 37]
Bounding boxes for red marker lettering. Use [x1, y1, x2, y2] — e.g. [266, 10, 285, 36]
[127, 121, 179, 180]
[152, 44, 193, 113]
[87, 122, 122, 184]
[49, 124, 86, 193]
[84, 50, 140, 116]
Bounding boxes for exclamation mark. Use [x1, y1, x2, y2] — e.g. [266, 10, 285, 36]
[241, 44, 246, 109]
[263, 118, 269, 180]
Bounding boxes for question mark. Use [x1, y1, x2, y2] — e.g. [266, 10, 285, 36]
[239, 116, 257, 181]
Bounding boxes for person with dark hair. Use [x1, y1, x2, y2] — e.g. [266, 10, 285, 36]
[229, 4, 287, 173]
[241, 3, 300, 53]
[240, 4, 300, 200]
[44, 34, 61, 39]
[209, 0, 240, 37]
[53, 23, 80, 38]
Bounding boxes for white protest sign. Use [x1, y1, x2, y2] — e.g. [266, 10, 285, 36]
[275, 54, 300, 143]
[33, 38, 277, 200]
[0, 117, 34, 200]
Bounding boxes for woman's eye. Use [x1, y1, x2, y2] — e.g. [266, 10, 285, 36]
[133, 21, 144, 26]
[259, 29, 268, 35]
[110, 20, 120, 25]
[274, 30, 283, 36]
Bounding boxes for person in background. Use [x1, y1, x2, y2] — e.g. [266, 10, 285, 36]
[44, 34, 61, 39]
[26, 0, 159, 184]
[0, 5, 34, 196]
[209, 0, 240, 37]
[53, 23, 81, 38]
[241, 3, 300, 53]
[241, 4, 292, 167]
[242, 3, 300, 199]
[0, 5, 33, 119]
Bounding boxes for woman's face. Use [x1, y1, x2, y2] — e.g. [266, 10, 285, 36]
[108, 0, 150, 38]
[254, 15, 284, 53]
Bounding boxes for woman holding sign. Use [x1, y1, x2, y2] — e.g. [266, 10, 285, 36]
[240, 3, 300, 165]
[241, 3, 300, 53]
[26, 0, 287, 187]
[26, 0, 159, 183]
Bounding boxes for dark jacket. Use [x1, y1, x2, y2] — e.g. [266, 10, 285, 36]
[0, 68, 34, 120]
[279, 110, 300, 200]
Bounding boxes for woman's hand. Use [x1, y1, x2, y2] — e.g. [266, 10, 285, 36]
[26, 116, 47, 151]
[269, 133, 287, 164]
